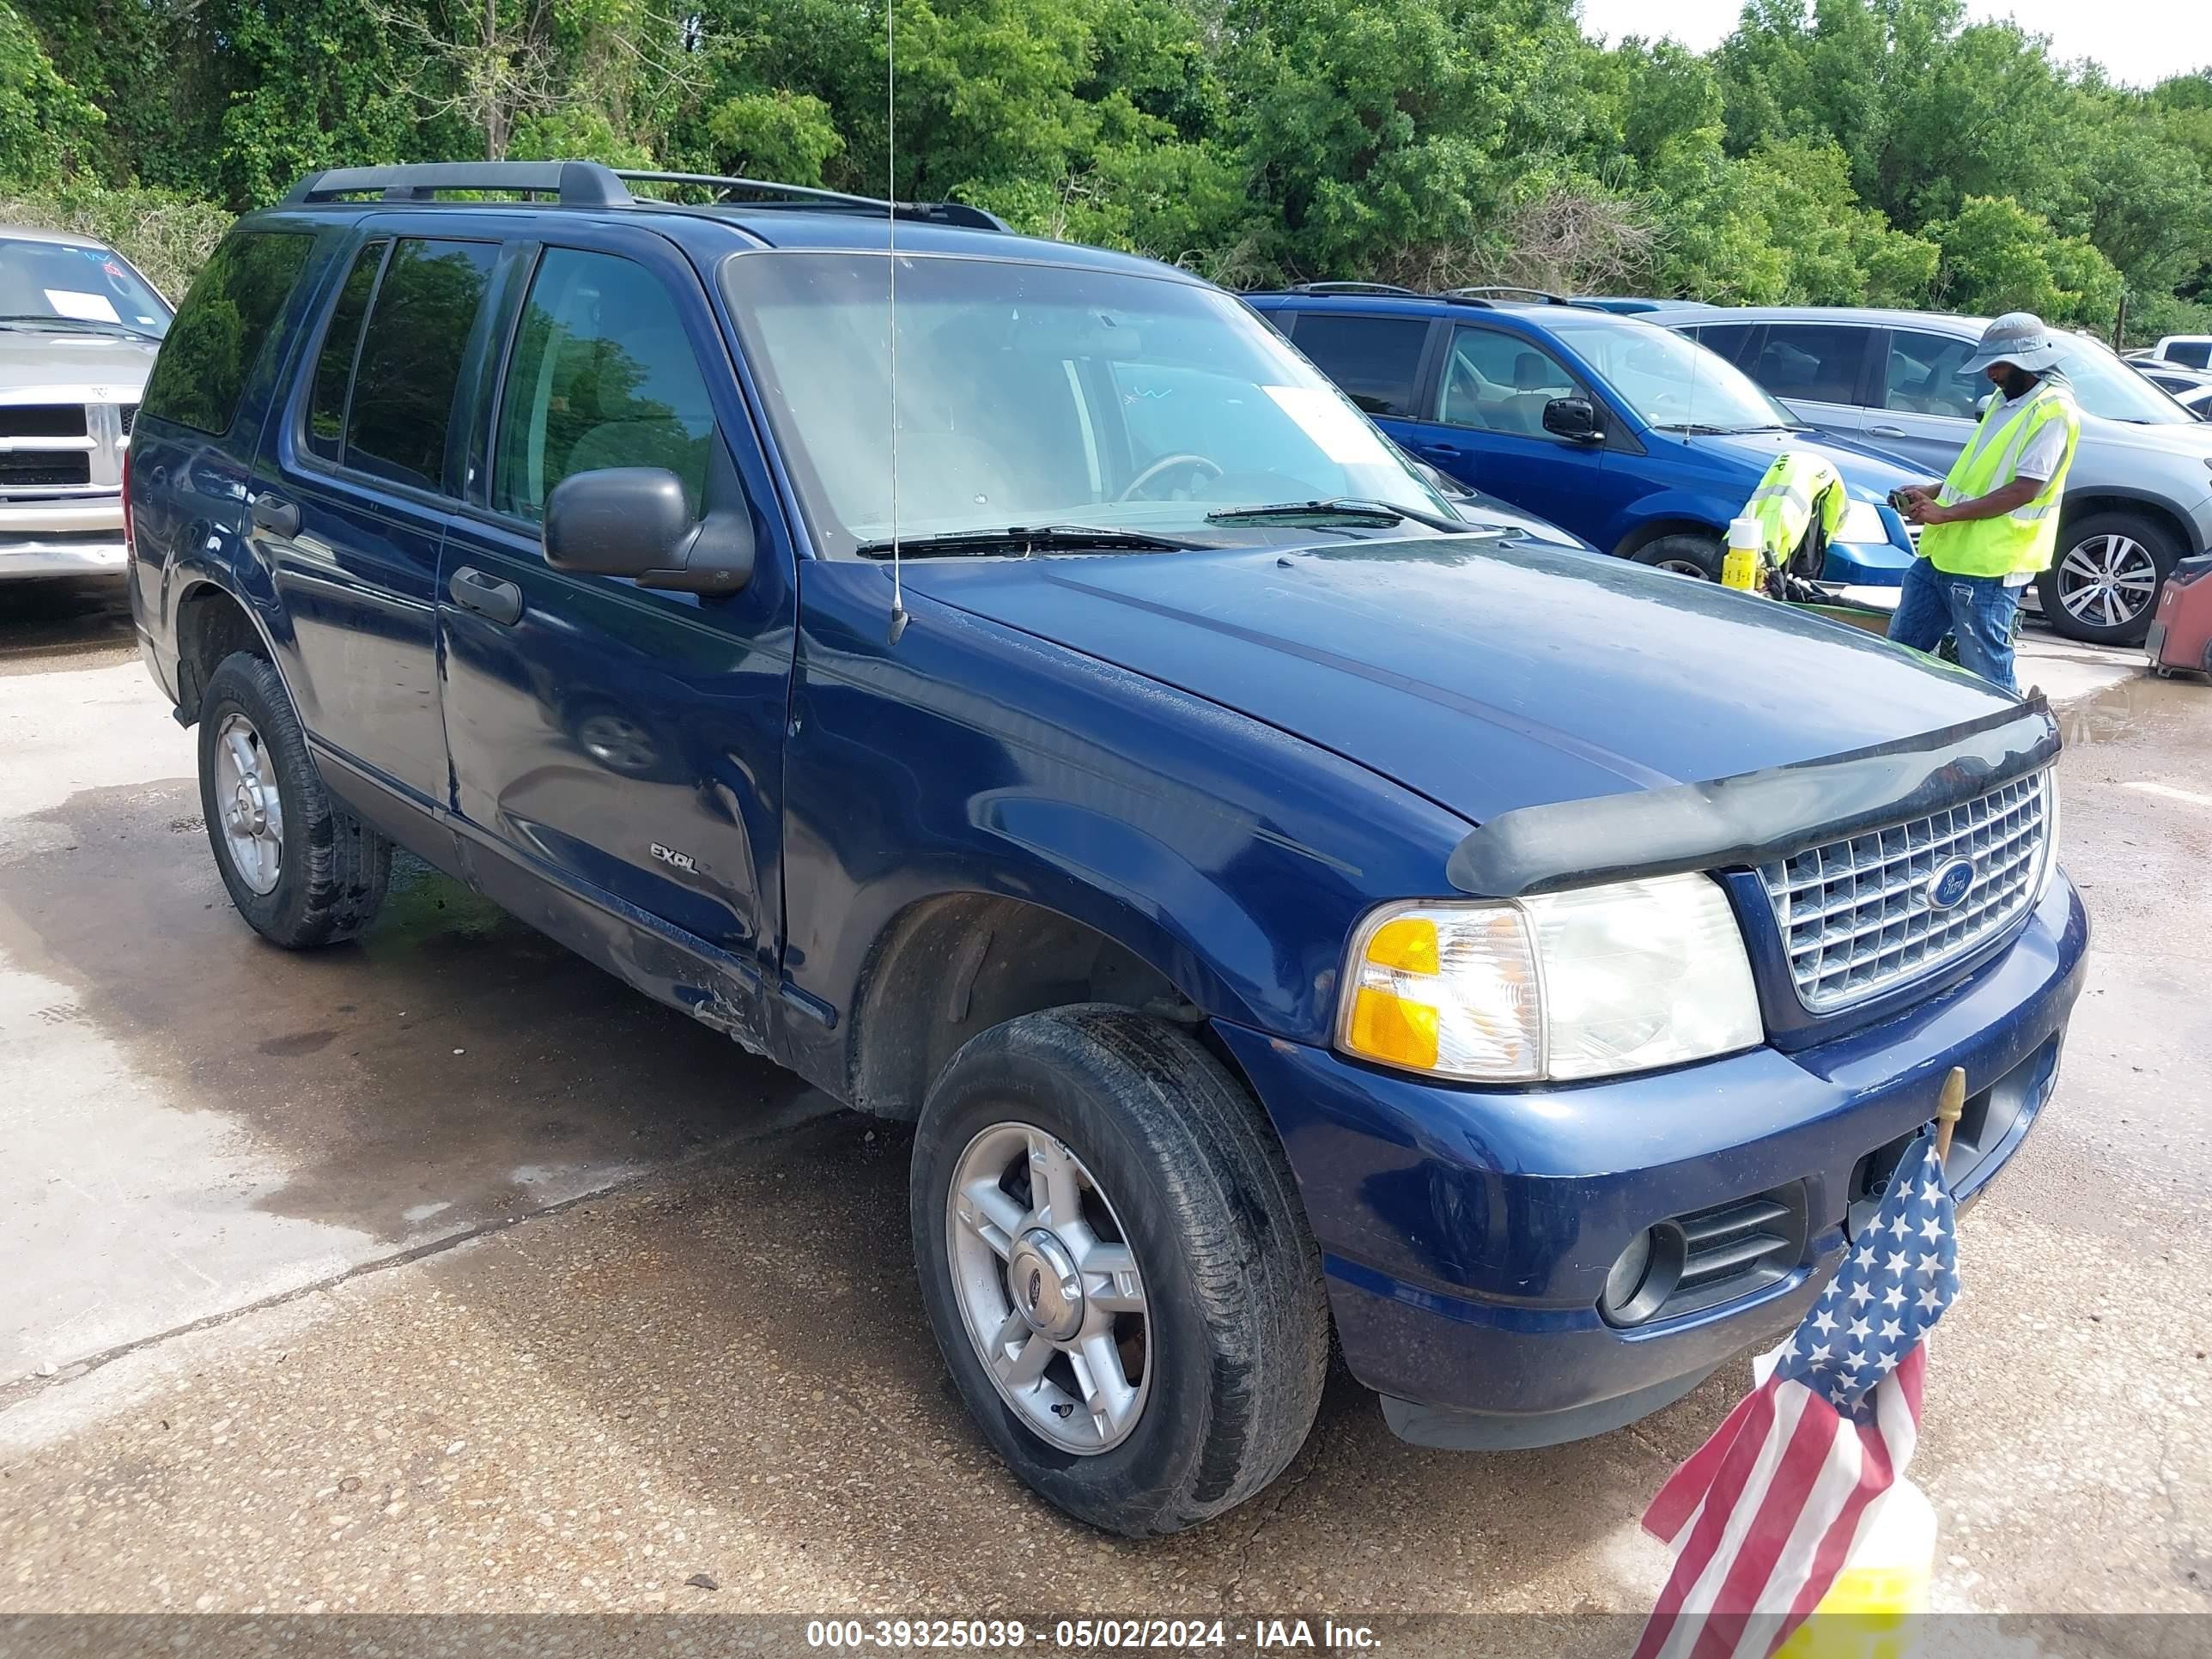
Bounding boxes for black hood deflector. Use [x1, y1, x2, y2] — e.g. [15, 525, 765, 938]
[1446, 694, 2061, 898]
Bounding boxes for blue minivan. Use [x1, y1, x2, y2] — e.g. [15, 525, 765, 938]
[1245, 286, 1924, 585]
[128, 163, 2083, 1537]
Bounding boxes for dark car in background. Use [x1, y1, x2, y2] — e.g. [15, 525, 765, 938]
[1246, 286, 1925, 586]
[129, 162, 2083, 1537]
[1661, 306, 2212, 644]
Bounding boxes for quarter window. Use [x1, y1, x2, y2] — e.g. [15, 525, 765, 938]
[1882, 330, 1983, 421]
[306, 241, 387, 463]
[1436, 327, 1578, 436]
[140, 231, 315, 435]
[1289, 314, 1430, 416]
[492, 248, 717, 521]
[1745, 324, 1870, 406]
[342, 238, 498, 492]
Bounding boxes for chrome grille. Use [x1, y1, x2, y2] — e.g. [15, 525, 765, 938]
[1760, 771, 2048, 1012]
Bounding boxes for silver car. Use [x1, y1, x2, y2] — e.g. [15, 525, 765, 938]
[0, 223, 172, 580]
[1660, 306, 2212, 644]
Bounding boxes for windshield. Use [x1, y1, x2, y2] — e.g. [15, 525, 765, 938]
[2053, 333, 2196, 425]
[1568, 319, 1794, 432]
[719, 252, 1455, 556]
[0, 236, 171, 338]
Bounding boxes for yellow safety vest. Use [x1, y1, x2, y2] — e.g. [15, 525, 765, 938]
[1919, 380, 2081, 578]
[1745, 451, 1846, 570]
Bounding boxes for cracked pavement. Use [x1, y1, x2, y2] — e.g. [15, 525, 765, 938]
[2, 578, 2207, 1620]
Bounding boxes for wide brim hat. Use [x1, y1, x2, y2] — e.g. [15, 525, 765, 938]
[1962, 311, 2068, 374]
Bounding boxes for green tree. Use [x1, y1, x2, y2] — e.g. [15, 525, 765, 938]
[1936, 194, 2123, 326]
[0, 0, 101, 186]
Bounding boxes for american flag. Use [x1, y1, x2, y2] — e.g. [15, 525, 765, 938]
[1632, 1129, 1960, 1659]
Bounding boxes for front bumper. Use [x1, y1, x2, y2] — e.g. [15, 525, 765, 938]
[1, 498, 128, 580]
[1823, 536, 1914, 586]
[1215, 871, 2087, 1448]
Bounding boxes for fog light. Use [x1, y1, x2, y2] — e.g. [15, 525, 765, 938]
[1598, 1224, 1684, 1328]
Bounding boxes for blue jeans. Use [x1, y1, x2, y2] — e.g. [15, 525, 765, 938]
[1888, 557, 2022, 692]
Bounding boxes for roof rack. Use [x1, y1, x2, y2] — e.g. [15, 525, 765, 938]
[1444, 285, 1577, 306]
[282, 161, 1009, 230]
[1285, 281, 1420, 296]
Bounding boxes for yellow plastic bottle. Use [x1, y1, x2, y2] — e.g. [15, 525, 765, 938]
[1775, 1479, 1937, 1659]
[1723, 514, 1763, 592]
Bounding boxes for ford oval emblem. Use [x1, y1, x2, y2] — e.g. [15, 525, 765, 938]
[1928, 857, 1976, 911]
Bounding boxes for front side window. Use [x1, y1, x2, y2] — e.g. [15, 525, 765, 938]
[493, 248, 718, 521]
[1436, 327, 1578, 436]
[342, 238, 498, 491]
[1285, 313, 1431, 416]
[1744, 324, 1869, 406]
[141, 231, 315, 435]
[1882, 330, 1983, 421]
[720, 252, 1454, 557]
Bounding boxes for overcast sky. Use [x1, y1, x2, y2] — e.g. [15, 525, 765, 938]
[1575, 0, 2211, 90]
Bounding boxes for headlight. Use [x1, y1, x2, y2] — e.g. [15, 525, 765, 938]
[1837, 499, 1888, 544]
[1340, 873, 1763, 1083]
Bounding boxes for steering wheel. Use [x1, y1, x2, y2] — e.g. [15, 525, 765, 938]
[1119, 453, 1224, 501]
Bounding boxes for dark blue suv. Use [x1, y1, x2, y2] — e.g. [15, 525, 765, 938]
[127, 162, 2085, 1537]
[1245, 285, 1925, 585]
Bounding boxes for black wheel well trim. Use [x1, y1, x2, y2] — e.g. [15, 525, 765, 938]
[847, 890, 1231, 1121]
[173, 577, 290, 726]
[1447, 694, 2060, 899]
[2053, 493, 2191, 556]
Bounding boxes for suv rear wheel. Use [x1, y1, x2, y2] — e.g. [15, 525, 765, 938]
[2039, 511, 2176, 645]
[910, 1005, 1328, 1536]
[198, 651, 392, 948]
[1631, 531, 1724, 580]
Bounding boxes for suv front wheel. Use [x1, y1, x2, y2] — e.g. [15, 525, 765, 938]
[2039, 511, 2177, 645]
[910, 1005, 1329, 1536]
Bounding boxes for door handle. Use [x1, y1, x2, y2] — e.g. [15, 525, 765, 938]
[1417, 441, 1466, 455]
[1867, 423, 1908, 439]
[250, 493, 301, 538]
[448, 565, 524, 626]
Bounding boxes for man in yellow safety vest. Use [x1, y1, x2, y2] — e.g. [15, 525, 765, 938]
[1889, 312, 2081, 692]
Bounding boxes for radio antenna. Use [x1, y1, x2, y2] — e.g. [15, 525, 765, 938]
[884, 0, 908, 645]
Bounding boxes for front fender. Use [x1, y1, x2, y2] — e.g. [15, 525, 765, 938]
[776, 562, 1472, 1090]
[1606, 489, 1732, 556]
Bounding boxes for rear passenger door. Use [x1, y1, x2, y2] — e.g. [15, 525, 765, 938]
[255, 231, 502, 812]
[1864, 327, 1982, 477]
[434, 229, 794, 1038]
[1278, 310, 1438, 450]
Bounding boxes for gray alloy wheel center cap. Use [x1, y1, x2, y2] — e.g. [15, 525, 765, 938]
[1007, 1228, 1085, 1340]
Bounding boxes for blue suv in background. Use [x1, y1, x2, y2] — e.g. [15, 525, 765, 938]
[128, 164, 2082, 1538]
[1246, 285, 1924, 584]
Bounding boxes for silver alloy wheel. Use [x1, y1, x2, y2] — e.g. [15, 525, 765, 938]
[945, 1121, 1152, 1455]
[1655, 556, 1712, 579]
[2056, 533, 2160, 630]
[213, 712, 284, 895]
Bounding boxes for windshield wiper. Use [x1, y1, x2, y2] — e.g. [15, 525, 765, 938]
[1204, 496, 1466, 532]
[0, 313, 162, 341]
[854, 525, 1200, 558]
[1649, 422, 1733, 435]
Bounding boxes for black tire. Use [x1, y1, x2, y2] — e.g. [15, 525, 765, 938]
[1630, 531, 1724, 580]
[198, 650, 392, 948]
[2036, 510, 2178, 645]
[910, 1005, 1328, 1536]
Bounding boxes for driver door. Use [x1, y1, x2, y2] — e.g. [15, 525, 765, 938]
[1391, 325, 1609, 537]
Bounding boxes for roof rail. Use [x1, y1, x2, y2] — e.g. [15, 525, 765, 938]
[1285, 281, 1422, 296]
[1444, 285, 1576, 306]
[615, 170, 1010, 231]
[284, 161, 634, 207]
[280, 161, 1011, 231]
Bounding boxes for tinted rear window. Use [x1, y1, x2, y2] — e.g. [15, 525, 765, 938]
[1688, 322, 1757, 367]
[343, 238, 498, 492]
[1290, 314, 1430, 416]
[2166, 341, 2212, 369]
[1744, 324, 1870, 405]
[140, 231, 316, 436]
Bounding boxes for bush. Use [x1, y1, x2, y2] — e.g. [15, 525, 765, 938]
[0, 180, 234, 301]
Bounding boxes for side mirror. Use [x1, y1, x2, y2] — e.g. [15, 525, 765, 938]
[543, 463, 754, 595]
[1542, 395, 1606, 444]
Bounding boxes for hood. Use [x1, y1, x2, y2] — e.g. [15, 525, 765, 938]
[0, 330, 158, 398]
[901, 538, 2012, 825]
[1686, 426, 1921, 498]
[2081, 412, 2212, 456]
